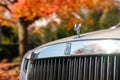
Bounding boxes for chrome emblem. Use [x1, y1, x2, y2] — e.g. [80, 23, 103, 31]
[64, 42, 71, 55]
[74, 24, 81, 38]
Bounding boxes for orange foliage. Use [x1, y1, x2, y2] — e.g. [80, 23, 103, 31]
[0, 6, 13, 26]
[86, 19, 95, 26]
[57, 0, 117, 18]
[0, 69, 19, 80]
[8, 0, 60, 20]
[0, 0, 118, 30]
[32, 27, 44, 35]
[58, 0, 117, 30]
[8, 0, 117, 20]
[0, 62, 20, 80]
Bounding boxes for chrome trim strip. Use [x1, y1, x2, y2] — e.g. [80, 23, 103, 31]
[26, 39, 120, 59]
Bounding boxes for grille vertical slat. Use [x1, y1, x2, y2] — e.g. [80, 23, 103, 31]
[79, 58, 84, 80]
[53, 59, 57, 80]
[73, 58, 77, 80]
[97, 57, 100, 80]
[89, 57, 92, 80]
[100, 57, 104, 80]
[68, 59, 70, 80]
[33, 62, 35, 80]
[68, 59, 71, 80]
[62, 59, 65, 80]
[34, 61, 37, 80]
[73, 58, 75, 80]
[50, 59, 53, 80]
[94, 57, 97, 80]
[106, 56, 110, 80]
[75, 58, 78, 80]
[31, 62, 34, 80]
[40, 60, 43, 80]
[36, 61, 40, 80]
[113, 56, 116, 80]
[46, 60, 49, 80]
[83, 57, 86, 80]
[66, 59, 69, 80]
[86, 58, 89, 80]
[43, 60, 46, 80]
[28, 55, 120, 80]
[116, 56, 119, 80]
[57, 59, 61, 80]
[77, 58, 81, 80]
[110, 56, 113, 80]
[71, 58, 74, 80]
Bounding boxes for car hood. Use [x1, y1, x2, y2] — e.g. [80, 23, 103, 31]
[24, 27, 120, 59]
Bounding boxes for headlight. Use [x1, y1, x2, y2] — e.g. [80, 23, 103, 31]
[20, 58, 29, 80]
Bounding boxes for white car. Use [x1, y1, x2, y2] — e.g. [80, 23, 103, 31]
[20, 24, 120, 80]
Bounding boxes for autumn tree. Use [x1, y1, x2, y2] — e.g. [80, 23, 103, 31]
[0, 0, 60, 59]
[57, 0, 119, 30]
[0, 0, 118, 59]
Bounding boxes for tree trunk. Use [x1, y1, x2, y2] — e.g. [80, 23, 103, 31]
[0, 26, 2, 44]
[17, 21, 28, 60]
[17, 18, 35, 60]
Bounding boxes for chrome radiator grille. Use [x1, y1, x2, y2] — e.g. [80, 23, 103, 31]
[28, 55, 120, 80]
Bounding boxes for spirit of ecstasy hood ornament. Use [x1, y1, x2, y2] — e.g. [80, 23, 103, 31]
[74, 24, 81, 38]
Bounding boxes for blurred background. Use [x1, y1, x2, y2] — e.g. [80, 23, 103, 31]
[0, 0, 120, 79]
